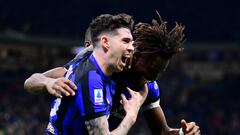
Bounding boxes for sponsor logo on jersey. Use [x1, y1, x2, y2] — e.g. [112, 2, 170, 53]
[94, 89, 103, 105]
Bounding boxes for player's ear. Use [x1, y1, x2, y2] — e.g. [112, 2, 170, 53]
[84, 40, 92, 47]
[100, 35, 110, 50]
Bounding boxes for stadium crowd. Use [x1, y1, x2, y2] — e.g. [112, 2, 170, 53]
[0, 47, 239, 135]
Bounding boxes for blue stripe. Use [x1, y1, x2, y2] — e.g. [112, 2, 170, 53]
[89, 54, 111, 81]
[88, 70, 106, 113]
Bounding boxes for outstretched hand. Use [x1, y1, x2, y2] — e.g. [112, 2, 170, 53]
[181, 119, 200, 135]
[120, 84, 148, 123]
[45, 77, 77, 98]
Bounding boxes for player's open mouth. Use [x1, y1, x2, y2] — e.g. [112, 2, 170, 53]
[121, 55, 130, 65]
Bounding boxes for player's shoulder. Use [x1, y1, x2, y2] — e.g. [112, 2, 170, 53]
[147, 81, 160, 91]
[66, 53, 97, 82]
[142, 81, 161, 107]
[147, 81, 160, 98]
[64, 51, 92, 69]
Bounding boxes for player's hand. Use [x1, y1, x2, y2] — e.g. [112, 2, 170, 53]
[181, 119, 201, 135]
[45, 77, 77, 98]
[120, 86, 148, 123]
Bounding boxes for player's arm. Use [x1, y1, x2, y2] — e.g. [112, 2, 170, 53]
[24, 45, 94, 97]
[85, 112, 135, 135]
[144, 106, 200, 135]
[141, 81, 176, 134]
[85, 85, 148, 135]
[143, 106, 179, 135]
[24, 67, 77, 98]
[142, 81, 200, 135]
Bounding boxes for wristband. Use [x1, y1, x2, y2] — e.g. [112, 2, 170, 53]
[179, 128, 184, 135]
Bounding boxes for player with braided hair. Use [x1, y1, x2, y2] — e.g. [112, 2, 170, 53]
[109, 16, 200, 135]
[25, 13, 200, 135]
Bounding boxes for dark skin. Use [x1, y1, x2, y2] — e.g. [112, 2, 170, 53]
[24, 45, 200, 135]
[116, 51, 200, 135]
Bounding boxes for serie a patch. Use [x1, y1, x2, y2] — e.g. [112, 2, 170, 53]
[94, 89, 103, 105]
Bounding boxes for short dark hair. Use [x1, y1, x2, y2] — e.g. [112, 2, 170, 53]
[89, 13, 134, 45]
[133, 18, 185, 60]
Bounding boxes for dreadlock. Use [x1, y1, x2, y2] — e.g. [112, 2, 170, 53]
[133, 17, 185, 60]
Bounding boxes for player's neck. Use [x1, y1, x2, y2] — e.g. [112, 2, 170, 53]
[92, 50, 113, 76]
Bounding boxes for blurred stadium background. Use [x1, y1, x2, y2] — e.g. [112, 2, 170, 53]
[0, 0, 240, 135]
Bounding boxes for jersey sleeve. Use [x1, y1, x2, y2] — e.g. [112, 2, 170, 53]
[63, 58, 78, 71]
[142, 81, 160, 111]
[63, 51, 92, 70]
[75, 70, 107, 120]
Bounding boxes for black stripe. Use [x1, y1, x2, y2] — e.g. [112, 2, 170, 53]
[54, 97, 73, 134]
[81, 70, 93, 116]
[53, 53, 91, 133]
[79, 59, 99, 119]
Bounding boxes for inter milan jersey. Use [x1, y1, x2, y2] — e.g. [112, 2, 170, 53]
[62, 51, 161, 132]
[47, 52, 115, 135]
[108, 71, 160, 130]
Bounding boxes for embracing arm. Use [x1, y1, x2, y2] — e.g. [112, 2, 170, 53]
[24, 46, 93, 96]
[24, 67, 76, 97]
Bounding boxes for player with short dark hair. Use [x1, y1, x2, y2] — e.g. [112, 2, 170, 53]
[43, 13, 149, 135]
[25, 14, 200, 135]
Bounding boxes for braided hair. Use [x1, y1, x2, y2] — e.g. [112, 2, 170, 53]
[133, 15, 185, 60]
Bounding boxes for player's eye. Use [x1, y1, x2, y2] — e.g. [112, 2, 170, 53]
[122, 38, 131, 44]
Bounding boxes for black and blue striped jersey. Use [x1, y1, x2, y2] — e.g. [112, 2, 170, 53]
[108, 71, 160, 130]
[60, 51, 160, 132]
[47, 52, 115, 135]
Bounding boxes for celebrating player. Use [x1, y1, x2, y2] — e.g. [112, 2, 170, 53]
[25, 13, 200, 135]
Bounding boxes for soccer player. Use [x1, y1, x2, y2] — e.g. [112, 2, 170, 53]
[25, 17, 200, 135]
[41, 13, 148, 135]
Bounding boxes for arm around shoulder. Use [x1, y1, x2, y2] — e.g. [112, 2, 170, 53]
[24, 67, 77, 98]
[24, 73, 52, 94]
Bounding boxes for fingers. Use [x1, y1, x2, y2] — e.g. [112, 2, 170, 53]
[187, 125, 200, 135]
[53, 85, 70, 96]
[47, 78, 77, 98]
[60, 82, 76, 96]
[52, 91, 63, 98]
[186, 122, 196, 132]
[186, 122, 200, 135]
[120, 94, 128, 105]
[125, 86, 147, 105]
[181, 119, 188, 132]
[64, 79, 77, 90]
[126, 87, 135, 96]
[59, 78, 77, 95]
[181, 119, 201, 135]
[121, 87, 141, 122]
